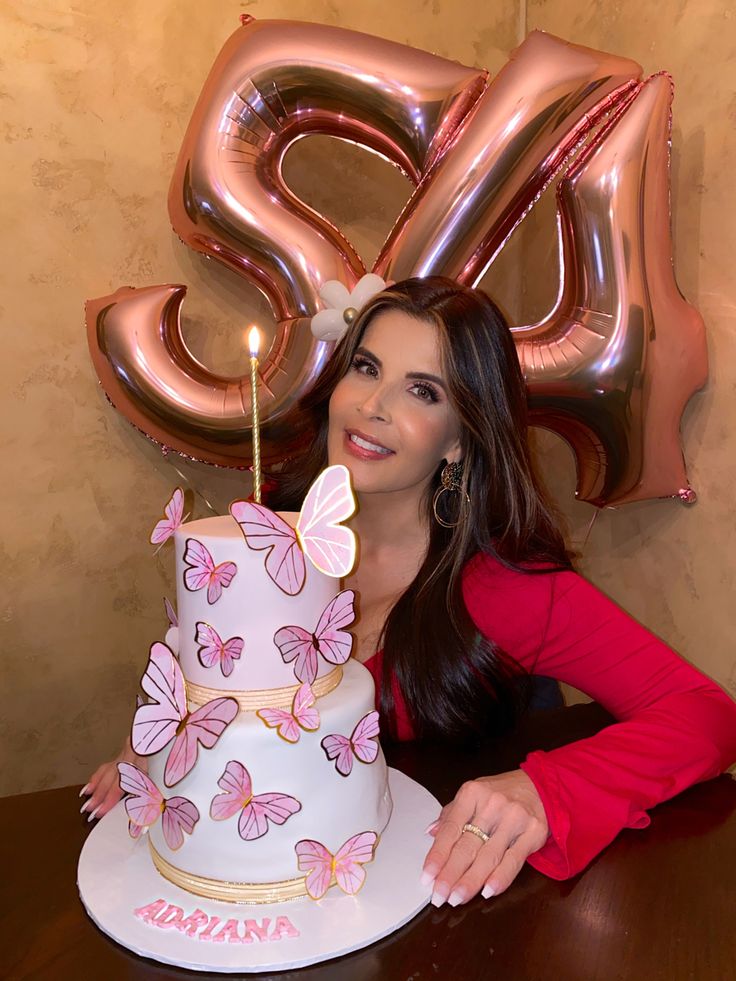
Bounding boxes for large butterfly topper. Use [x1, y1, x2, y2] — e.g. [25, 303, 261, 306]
[209, 761, 301, 841]
[183, 538, 238, 605]
[150, 487, 187, 547]
[132, 642, 238, 786]
[320, 711, 380, 777]
[118, 761, 199, 850]
[230, 464, 357, 596]
[256, 683, 319, 744]
[295, 831, 379, 900]
[274, 590, 355, 685]
[195, 622, 244, 678]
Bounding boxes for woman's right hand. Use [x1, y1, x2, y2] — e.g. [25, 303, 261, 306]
[79, 737, 147, 822]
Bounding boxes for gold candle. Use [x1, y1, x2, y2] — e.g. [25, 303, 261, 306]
[248, 326, 262, 504]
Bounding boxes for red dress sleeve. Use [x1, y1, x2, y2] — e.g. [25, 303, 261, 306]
[461, 552, 736, 880]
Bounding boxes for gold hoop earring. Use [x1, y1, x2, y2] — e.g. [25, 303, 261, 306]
[432, 460, 470, 528]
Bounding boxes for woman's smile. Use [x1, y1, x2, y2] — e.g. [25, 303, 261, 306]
[344, 428, 396, 461]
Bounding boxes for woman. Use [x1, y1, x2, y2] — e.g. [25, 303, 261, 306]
[83, 277, 736, 908]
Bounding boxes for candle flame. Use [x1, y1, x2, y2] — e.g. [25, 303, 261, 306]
[248, 326, 261, 358]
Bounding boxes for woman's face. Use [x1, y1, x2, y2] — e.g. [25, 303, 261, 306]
[327, 309, 462, 497]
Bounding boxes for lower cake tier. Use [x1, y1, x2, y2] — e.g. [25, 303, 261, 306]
[146, 658, 393, 902]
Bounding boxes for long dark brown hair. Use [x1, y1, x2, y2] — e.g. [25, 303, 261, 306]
[267, 277, 575, 743]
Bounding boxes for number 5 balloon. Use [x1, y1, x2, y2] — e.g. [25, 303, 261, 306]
[86, 17, 706, 506]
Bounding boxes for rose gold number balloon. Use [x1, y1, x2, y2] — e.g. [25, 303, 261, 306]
[86, 16, 486, 468]
[86, 19, 706, 506]
[517, 72, 707, 506]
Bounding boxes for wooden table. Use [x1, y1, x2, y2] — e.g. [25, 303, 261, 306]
[3, 703, 735, 981]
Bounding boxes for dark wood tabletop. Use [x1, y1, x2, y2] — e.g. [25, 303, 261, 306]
[3, 702, 735, 981]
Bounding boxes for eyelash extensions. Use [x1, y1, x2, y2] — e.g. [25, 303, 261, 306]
[349, 356, 441, 404]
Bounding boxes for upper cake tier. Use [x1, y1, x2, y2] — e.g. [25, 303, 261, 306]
[172, 512, 341, 695]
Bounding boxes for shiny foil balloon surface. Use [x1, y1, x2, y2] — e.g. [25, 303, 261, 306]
[86, 18, 707, 505]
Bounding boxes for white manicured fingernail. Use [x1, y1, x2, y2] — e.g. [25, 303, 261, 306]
[79, 784, 91, 797]
[420, 869, 435, 887]
[430, 890, 447, 908]
[80, 800, 91, 814]
[447, 889, 466, 907]
[481, 884, 495, 899]
[87, 807, 100, 823]
[424, 819, 439, 834]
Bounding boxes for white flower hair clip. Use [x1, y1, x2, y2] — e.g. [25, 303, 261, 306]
[310, 274, 387, 342]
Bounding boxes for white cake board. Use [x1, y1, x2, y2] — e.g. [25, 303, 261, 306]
[78, 768, 439, 973]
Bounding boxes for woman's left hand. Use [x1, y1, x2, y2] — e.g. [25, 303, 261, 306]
[421, 769, 549, 906]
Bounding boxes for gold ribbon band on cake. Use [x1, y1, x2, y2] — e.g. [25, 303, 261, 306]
[149, 839, 309, 904]
[186, 665, 343, 711]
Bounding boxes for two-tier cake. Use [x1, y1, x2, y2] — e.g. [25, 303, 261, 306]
[119, 465, 393, 904]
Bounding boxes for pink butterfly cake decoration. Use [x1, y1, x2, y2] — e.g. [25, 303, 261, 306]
[163, 596, 180, 656]
[150, 488, 188, 548]
[274, 589, 356, 685]
[195, 621, 244, 678]
[295, 831, 379, 900]
[321, 710, 380, 777]
[229, 464, 357, 596]
[118, 761, 199, 851]
[163, 596, 178, 628]
[256, 683, 320, 743]
[183, 538, 238, 605]
[209, 761, 301, 841]
[131, 642, 238, 786]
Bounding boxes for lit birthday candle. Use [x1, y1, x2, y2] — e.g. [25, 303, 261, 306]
[248, 326, 262, 503]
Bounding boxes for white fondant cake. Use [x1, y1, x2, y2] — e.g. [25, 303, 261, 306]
[146, 657, 392, 887]
[126, 474, 393, 905]
[173, 513, 340, 693]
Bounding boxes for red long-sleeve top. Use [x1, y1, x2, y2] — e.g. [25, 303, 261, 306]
[363, 549, 736, 880]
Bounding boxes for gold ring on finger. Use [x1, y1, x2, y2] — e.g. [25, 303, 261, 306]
[462, 822, 490, 843]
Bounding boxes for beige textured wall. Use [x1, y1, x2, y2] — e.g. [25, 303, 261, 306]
[2, 0, 733, 795]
